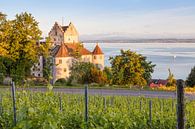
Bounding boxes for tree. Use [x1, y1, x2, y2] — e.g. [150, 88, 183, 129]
[70, 43, 83, 59]
[69, 61, 107, 85]
[186, 66, 195, 87]
[0, 12, 10, 57]
[109, 49, 155, 87]
[166, 68, 177, 87]
[140, 56, 156, 83]
[103, 66, 113, 84]
[0, 12, 49, 83]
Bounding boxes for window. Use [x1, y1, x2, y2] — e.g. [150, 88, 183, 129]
[64, 68, 67, 72]
[38, 74, 40, 77]
[38, 63, 40, 66]
[54, 38, 56, 41]
[94, 56, 96, 59]
[59, 59, 62, 64]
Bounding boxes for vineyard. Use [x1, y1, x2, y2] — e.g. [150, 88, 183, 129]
[0, 88, 195, 129]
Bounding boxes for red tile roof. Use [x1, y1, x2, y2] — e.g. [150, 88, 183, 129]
[80, 47, 91, 55]
[92, 44, 103, 55]
[54, 43, 92, 57]
[55, 43, 69, 57]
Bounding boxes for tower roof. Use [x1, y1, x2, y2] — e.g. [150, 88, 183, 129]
[55, 43, 69, 57]
[92, 44, 103, 55]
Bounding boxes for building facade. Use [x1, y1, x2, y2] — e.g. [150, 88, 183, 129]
[32, 22, 104, 83]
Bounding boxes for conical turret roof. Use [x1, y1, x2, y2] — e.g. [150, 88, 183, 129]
[92, 44, 103, 55]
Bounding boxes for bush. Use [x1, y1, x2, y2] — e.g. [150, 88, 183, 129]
[54, 78, 67, 86]
[166, 69, 176, 87]
[69, 62, 107, 85]
[28, 77, 48, 86]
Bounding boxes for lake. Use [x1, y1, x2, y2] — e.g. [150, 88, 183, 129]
[84, 43, 195, 80]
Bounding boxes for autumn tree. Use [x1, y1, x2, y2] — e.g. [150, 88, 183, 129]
[109, 49, 155, 87]
[166, 68, 177, 87]
[186, 66, 195, 87]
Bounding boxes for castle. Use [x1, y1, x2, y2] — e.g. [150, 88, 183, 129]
[31, 22, 104, 83]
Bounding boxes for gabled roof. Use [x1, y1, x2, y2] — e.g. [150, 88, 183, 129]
[49, 22, 78, 36]
[92, 44, 103, 55]
[48, 22, 64, 35]
[55, 43, 69, 57]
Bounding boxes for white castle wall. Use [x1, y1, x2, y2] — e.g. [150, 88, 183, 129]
[53, 57, 74, 82]
[81, 55, 93, 63]
[92, 54, 104, 70]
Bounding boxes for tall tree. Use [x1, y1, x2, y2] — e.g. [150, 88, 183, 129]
[0, 12, 49, 83]
[186, 66, 195, 87]
[109, 49, 155, 87]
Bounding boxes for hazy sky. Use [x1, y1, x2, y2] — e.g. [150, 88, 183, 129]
[1, 0, 195, 38]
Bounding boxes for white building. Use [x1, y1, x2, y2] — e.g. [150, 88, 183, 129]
[32, 22, 104, 83]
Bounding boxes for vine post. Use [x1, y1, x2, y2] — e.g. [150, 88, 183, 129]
[176, 79, 185, 129]
[11, 81, 17, 126]
[84, 84, 88, 128]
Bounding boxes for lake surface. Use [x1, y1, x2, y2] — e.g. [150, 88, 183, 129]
[84, 43, 195, 80]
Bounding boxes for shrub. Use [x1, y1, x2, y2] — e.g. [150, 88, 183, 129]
[166, 69, 176, 87]
[54, 78, 67, 86]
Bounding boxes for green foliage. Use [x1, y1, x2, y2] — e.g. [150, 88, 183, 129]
[70, 43, 83, 59]
[103, 67, 113, 84]
[69, 61, 107, 85]
[54, 78, 67, 86]
[186, 66, 195, 87]
[166, 68, 176, 87]
[109, 49, 155, 87]
[0, 91, 195, 129]
[43, 57, 53, 83]
[0, 12, 49, 84]
[140, 56, 156, 83]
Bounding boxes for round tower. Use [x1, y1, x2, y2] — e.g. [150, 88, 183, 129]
[92, 43, 104, 70]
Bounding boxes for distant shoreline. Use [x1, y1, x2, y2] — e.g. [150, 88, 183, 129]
[82, 39, 195, 43]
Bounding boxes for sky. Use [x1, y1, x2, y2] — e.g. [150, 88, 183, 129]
[1, 0, 195, 39]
